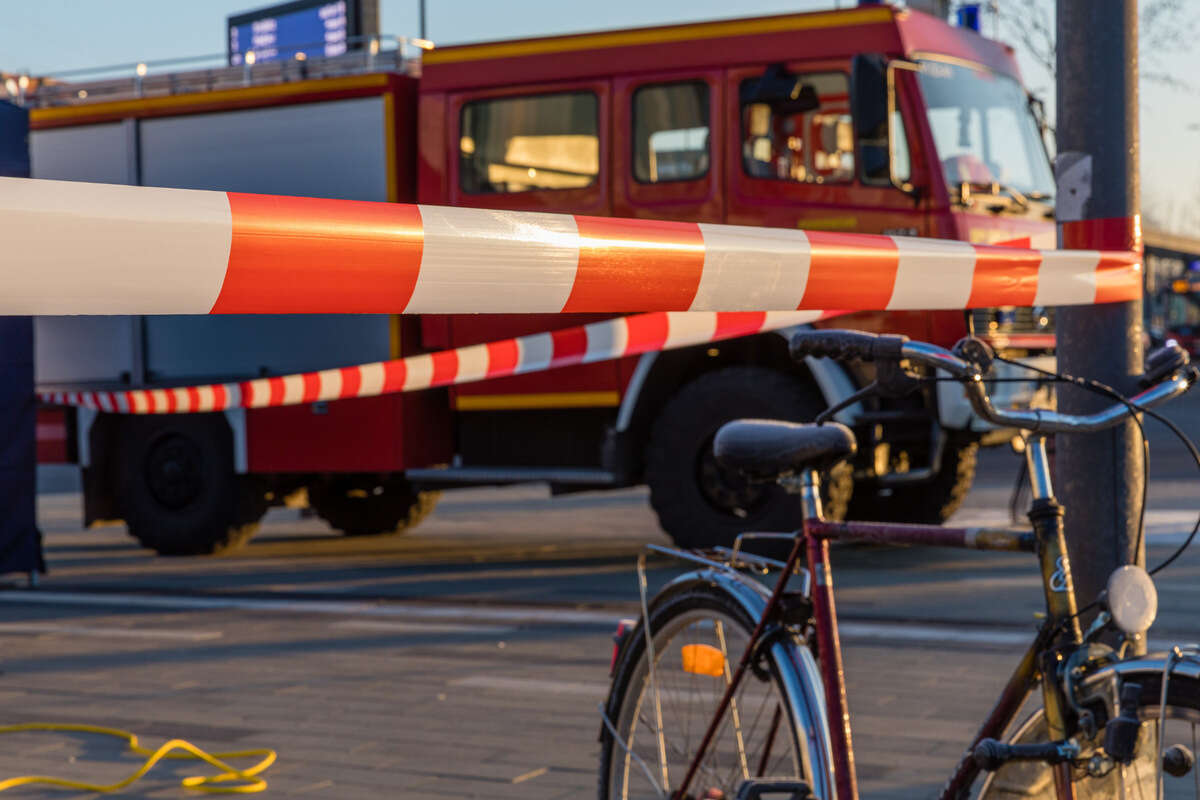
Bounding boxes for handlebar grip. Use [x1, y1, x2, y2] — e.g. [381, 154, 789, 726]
[789, 330, 909, 364]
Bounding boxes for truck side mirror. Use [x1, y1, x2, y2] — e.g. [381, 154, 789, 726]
[744, 64, 820, 116]
[851, 53, 887, 138]
[861, 147, 889, 181]
[852, 54, 890, 184]
[1028, 93, 1054, 155]
[852, 53, 919, 196]
[1028, 94, 1049, 136]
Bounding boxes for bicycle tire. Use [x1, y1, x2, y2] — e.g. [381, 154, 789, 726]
[978, 669, 1200, 799]
[599, 580, 816, 800]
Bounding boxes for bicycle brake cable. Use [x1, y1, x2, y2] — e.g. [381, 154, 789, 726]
[814, 381, 878, 425]
[1132, 405, 1200, 576]
[993, 353, 1200, 577]
[992, 354, 1151, 567]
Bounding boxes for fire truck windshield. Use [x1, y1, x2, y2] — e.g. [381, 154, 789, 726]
[916, 59, 1055, 203]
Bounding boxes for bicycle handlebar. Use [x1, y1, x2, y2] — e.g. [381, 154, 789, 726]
[790, 330, 1197, 435]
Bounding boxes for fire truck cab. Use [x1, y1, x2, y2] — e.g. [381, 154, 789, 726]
[413, 5, 1055, 544]
[31, 5, 1055, 555]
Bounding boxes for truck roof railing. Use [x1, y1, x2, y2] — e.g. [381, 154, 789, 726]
[8, 34, 428, 109]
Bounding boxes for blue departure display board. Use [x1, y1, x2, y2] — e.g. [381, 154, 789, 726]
[227, 0, 361, 66]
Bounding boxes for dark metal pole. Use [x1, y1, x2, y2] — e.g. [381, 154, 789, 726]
[419, 0, 426, 40]
[1054, 0, 1143, 613]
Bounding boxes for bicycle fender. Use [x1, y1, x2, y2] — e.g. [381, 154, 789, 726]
[1078, 652, 1200, 710]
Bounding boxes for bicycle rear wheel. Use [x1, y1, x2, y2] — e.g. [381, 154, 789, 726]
[979, 670, 1200, 799]
[599, 581, 817, 800]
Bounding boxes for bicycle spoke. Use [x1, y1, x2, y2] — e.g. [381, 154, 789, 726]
[606, 602, 806, 800]
[684, 632, 696, 763]
[1130, 753, 1146, 800]
[757, 705, 783, 776]
[710, 672, 779, 790]
[720, 695, 768, 791]
[637, 556, 669, 792]
[635, 700, 727, 791]
[622, 711, 638, 800]
[725, 678, 777, 785]
[646, 630, 689, 790]
[715, 619, 751, 782]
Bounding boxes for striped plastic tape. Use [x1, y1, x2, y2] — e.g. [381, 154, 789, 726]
[40, 310, 826, 414]
[2, 177, 1140, 315]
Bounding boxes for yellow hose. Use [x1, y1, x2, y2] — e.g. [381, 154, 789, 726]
[0, 723, 276, 793]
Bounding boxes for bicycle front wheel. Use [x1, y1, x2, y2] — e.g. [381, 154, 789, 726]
[600, 580, 819, 800]
[979, 667, 1200, 799]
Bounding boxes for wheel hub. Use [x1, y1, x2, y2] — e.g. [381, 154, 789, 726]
[696, 435, 770, 518]
[145, 434, 204, 510]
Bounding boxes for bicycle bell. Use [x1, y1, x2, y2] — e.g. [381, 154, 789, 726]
[1105, 564, 1158, 636]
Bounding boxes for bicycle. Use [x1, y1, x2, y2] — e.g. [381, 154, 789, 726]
[600, 328, 1200, 800]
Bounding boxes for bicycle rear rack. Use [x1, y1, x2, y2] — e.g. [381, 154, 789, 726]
[646, 531, 811, 594]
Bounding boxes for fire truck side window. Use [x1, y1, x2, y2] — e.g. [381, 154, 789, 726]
[632, 82, 710, 183]
[459, 92, 599, 194]
[741, 72, 854, 184]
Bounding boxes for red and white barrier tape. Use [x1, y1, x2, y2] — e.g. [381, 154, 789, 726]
[40, 311, 826, 414]
[4, 178, 1139, 315]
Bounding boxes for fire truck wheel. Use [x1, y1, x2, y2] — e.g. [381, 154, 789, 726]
[307, 476, 441, 537]
[846, 437, 979, 524]
[117, 415, 269, 556]
[645, 366, 852, 551]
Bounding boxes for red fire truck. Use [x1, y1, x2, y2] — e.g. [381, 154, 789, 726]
[31, 4, 1056, 555]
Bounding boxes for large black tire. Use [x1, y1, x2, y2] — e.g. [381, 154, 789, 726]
[116, 415, 268, 556]
[846, 437, 978, 525]
[645, 366, 852, 550]
[308, 475, 440, 537]
[600, 582, 810, 800]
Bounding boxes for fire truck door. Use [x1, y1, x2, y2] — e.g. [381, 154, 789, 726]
[612, 70, 723, 224]
[444, 80, 619, 414]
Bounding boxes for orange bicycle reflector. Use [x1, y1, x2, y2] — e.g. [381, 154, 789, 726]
[681, 644, 726, 677]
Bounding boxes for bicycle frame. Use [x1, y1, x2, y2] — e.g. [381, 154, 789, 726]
[672, 434, 1090, 800]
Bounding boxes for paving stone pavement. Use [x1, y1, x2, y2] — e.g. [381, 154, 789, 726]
[6, 393, 1197, 799]
[0, 600, 1024, 799]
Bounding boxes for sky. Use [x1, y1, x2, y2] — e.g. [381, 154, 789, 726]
[2, 0, 1196, 234]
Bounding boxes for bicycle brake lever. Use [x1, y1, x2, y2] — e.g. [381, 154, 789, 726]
[952, 336, 995, 374]
[1080, 610, 1113, 644]
[1140, 341, 1189, 388]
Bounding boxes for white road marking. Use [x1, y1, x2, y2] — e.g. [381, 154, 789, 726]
[0, 589, 1192, 650]
[0, 622, 221, 641]
[448, 675, 609, 696]
[838, 621, 1030, 647]
[840, 622, 1182, 652]
[330, 620, 514, 635]
[0, 590, 620, 625]
[951, 509, 1198, 545]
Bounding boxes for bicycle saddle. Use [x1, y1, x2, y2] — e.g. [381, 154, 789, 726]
[714, 419, 856, 480]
